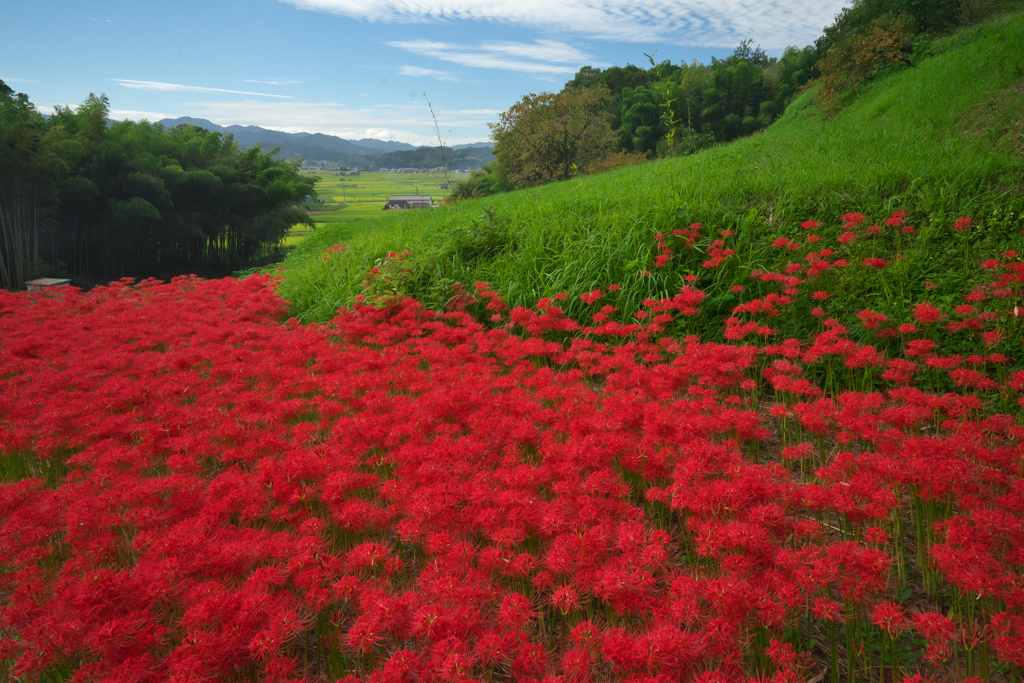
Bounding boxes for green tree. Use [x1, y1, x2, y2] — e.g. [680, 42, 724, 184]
[618, 86, 661, 154]
[0, 81, 64, 289]
[816, 0, 961, 55]
[815, 13, 916, 112]
[491, 86, 616, 188]
[1, 87, 318, 289]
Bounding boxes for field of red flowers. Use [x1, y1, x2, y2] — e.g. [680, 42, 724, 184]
[2, 213, 1024, 683]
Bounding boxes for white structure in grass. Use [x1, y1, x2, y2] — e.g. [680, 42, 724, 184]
[385, 195, 433, 210]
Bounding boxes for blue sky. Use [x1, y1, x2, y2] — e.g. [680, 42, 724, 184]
[1, 0, 845, 145]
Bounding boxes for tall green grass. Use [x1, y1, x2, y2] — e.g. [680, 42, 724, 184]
[280, 13, 1024, 324]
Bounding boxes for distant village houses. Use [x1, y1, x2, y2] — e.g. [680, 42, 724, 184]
[379, 167, 468, 174]
[384, 195, 434, 210]
[299, 160, 339, 171]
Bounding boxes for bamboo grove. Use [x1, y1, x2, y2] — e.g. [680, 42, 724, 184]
[0, 83, 316, 290]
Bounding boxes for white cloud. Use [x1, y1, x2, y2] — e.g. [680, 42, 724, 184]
[2, 77, 38, 84]
[88, 17, 114, 22]
[34, 105, 71, 116]
[242, 79, 304, 85]
[397, 66, 460, 82]
[35, 105, 172, 121]
[280, 0, 843, 49]
[113, 80, 294, 99]
[387, 39, 590, 74]
[110, 109, 174, 121]
[185, 100, 498, 146]
[480, 40, 591, 63]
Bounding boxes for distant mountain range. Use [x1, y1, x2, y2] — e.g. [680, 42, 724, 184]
[156, 117, 492, 165]
[157, 117, 413, 158]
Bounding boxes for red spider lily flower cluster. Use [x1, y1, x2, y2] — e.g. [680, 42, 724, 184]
[2, 208, 1024, 683]
[324, 243, 350, 261]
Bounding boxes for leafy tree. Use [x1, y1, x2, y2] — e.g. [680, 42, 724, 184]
[618, 87, 661, 154]
[730, 61, 757, 114]
[0, 88, 317, 289]
[816, 0, 962, 56]
[491, 86, 616, 188]
[0, 82, 64, 289]
[815, 13, 916, 112]
[580, 38, 818, 155]
[562, 64, 654, 132]
[730, 39, 771, 67]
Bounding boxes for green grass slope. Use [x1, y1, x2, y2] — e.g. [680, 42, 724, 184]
[280, 12, 1024, 325]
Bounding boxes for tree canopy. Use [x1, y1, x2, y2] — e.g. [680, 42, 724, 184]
[489, 86, 616, 189]
[0, 84, 316, 290]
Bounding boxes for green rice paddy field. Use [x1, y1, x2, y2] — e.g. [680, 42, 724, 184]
[298, 170, 455, 224]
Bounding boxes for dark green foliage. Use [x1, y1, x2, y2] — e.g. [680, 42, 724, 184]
[618, 87, 662, 154]
[565, 40, 820, 158]
[817, 0, 964, 56]
[0, 90, 316, 289]
[448, 161, 511, 201]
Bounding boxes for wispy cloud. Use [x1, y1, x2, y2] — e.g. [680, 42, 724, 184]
[242, 79, 304, 85]
[114, 80, 294, 99]
[186, 100, 498, 146]
[280, 0, 844, 49]
[397, 66, 460, 82]
[1, 77, 38, 84]
[387, 39, 591, 75]
[88, 17, 114, 23]
[478, 40, 591, 63]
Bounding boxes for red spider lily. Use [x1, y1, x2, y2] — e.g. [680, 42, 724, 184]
[3, 212, 1024, 683]
[813, 598, 843, 622]
[886, 211, 907, 226]
[872, 601, 907, 638]
[858, 310, 889, 330]
[990, 611, 1024, 667]
[913, 302, 942, 324]
[842, 213, 866, 227]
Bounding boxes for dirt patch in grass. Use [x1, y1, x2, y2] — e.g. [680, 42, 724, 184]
[960, 76, 1024, 156]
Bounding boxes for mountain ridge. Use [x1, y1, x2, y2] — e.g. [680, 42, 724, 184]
[156, 117, 492, 162]
[157, 117, 406, 157]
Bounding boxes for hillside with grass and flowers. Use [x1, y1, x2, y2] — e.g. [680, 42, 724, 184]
[280, 9, 1024, 327]
[4, 7, 1024, 683]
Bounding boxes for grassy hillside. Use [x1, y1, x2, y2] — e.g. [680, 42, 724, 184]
[280, 11, 1024, 326]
